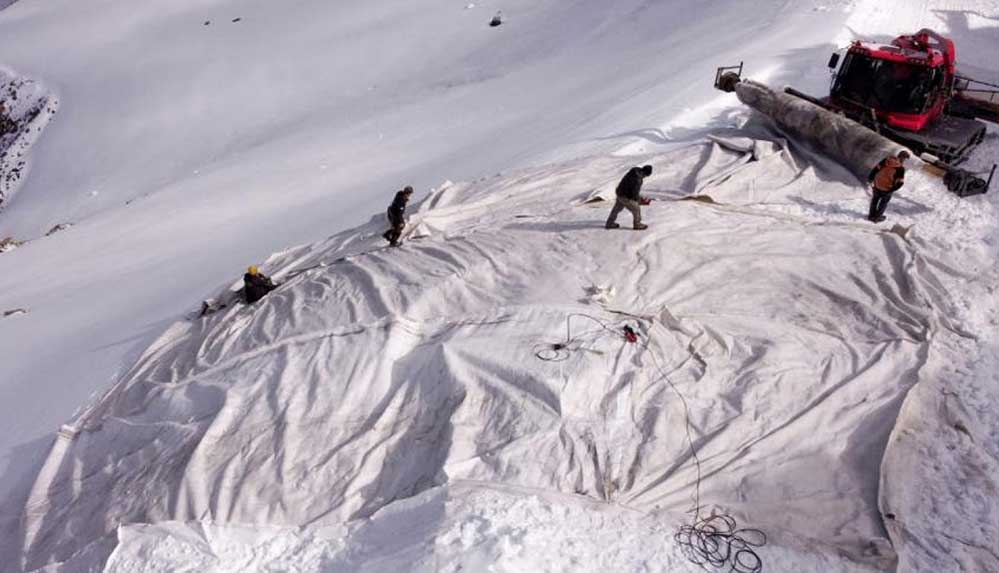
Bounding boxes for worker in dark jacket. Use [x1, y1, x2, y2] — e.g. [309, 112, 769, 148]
[867, 150, 909, 222]
[244, 265, 277, 304]
[382, 186, 414, 246]
[606, 165, 652, 230]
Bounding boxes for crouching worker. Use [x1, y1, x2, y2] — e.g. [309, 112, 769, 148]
[382, 185, 414, 247]
[606, 165, 652, 230]
[244, 265, 277, 304]
[867, 150, 909, 223]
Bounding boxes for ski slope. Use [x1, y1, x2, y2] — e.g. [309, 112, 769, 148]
[2, 0, 999, 571]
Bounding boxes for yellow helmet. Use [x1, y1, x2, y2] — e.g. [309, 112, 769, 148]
[247, 265, 259, 276]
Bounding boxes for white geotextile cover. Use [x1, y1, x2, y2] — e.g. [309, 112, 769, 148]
[19, 135, 962, 571]
[879, 340, 999, 573]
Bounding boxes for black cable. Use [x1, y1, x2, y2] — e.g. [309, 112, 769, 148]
[645, 339, 704, 520]
[564, 312, 622, 342]
[645, 327, 766, 573]
[675, 514, 766, 573]
[535, 311, 766, 572]
[534, 312, 629, 363]
[533, 343, 570, 362]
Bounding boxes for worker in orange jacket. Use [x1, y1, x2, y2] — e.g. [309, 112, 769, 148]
[867, 150, 910, 222]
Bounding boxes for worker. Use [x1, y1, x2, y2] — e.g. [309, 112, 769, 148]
[867, 150, 909, 222]
[244, 265, 277, 304]
[606, 165, 652, 230]
[382, 185, 414, 247]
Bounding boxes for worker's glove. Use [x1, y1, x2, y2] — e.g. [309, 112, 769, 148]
[639, 197, 652, 206]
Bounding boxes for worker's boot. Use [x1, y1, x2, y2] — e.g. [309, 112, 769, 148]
[605, 222, 620, 229]
[633, 223, 648, 230]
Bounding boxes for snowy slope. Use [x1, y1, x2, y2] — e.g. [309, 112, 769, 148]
[0, 0, 854, 513]
[2, 0, 999, 572]
[12, 128, 984, 571]
[832, 5, 999, 572]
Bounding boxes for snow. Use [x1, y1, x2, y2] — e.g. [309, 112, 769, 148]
[10, 131, 982, 571]
[1, 0, 998, 572]
[0, 0, 858, 511]
[103, 483, 874, 573]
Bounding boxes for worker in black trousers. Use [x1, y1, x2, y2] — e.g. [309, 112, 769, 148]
[867, 150, 909, 222]
[383, 186, 414, 246]
[606, 165, 652, 230]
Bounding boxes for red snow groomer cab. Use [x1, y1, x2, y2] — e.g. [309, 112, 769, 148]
[818, 29, 998, 163]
